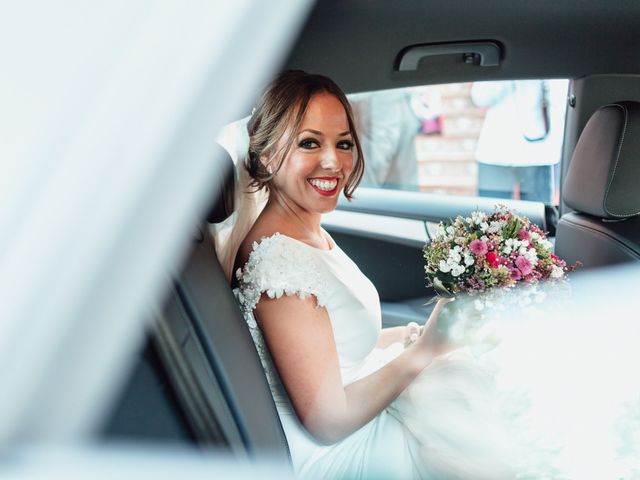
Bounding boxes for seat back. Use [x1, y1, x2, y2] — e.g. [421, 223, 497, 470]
[555, 101, 640, 269]
[154, 145, 290, 460]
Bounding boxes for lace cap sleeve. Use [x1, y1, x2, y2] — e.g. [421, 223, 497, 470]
[234, 233, 330, 313]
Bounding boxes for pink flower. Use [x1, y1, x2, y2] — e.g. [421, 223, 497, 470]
[518, 228, 531, 241]
[509, 268, 522, 280]
[469, 239, 488, 255]
[515, 255, 533, 276]
[530, 224, 545, 237]
[550, 253, 565, 267]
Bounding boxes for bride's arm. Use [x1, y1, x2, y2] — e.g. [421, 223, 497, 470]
[375, 326, 405, 348]
[255, 295, 449, 445]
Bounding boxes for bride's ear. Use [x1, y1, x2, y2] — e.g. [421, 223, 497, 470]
[260, 154, 273, 175]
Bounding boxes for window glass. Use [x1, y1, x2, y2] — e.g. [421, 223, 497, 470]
[348, 79, 569, 205]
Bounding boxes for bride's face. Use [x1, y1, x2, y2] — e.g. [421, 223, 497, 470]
[268, 92, 354, 215]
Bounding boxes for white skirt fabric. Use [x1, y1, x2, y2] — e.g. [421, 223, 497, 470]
[290, 344, 515, 479]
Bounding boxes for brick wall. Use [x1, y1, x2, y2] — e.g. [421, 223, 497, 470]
[416, 83, 486, 196]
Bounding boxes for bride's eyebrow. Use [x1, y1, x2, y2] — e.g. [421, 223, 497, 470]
[299, 129, 323, 136]
[298, 129, 352, 137]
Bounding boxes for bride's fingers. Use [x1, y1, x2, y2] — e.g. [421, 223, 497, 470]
[425, 297, 455, 326]
[406, 321, 420, 335]
[403, 322, 421, 346]
[415, 298, 457, 356]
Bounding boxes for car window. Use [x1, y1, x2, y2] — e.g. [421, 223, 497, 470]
[348, 79, 569, 205]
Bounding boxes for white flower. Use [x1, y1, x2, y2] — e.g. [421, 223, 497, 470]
[551, 265, 564, 279]
[451, 264, 465, 277]
[446, 225, 455, 236]
[488, 221, 504, 234]
[464, 254, 475, 266]
[502, 238, 513, 254]
[519, 246, 528, 255]
[480, 222, 489, 232]
[471, 211, 485, 225]
[525, 248, 539, 265]
[439, 260, 452, 273]
[540, 239, 553, 250]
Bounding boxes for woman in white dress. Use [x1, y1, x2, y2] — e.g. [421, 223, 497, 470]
[224, 70, 513, 479]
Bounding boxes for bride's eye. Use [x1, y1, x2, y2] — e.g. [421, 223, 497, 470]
[299, 138, 320, 149]
[337, 139, 354, 150]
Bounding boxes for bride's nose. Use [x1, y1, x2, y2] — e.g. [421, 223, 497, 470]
[320, 146, 340, 171]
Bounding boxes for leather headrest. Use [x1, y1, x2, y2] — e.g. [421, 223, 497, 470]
[206, 144, 235, 224]
[564, 101, 640, 219]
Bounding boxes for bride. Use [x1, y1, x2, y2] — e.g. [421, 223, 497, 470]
[217, 70, 514, 478]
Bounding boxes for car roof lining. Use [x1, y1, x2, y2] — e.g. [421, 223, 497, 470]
[282, 0, 640, 94]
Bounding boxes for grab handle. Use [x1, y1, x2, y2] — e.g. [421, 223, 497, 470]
[397, 42, 501, 71]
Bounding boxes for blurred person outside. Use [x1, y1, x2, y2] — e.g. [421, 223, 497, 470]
[410, 87, 443, 136]
[349, 90, 421, 190]
[471, 80, 568, 203]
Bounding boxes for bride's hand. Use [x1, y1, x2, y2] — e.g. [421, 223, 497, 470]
[414, 297, 456, 357]
[402, 321, 422, 348]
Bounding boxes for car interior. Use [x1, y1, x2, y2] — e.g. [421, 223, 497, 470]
[555, 101, 640, 268]
[104, 145, 290, 463]
[100, 0, 640, 468]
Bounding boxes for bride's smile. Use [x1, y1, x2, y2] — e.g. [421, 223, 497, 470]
[307, 177, 339, 195]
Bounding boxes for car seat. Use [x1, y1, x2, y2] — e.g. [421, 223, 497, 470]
[555, 101, 640, 269]
[104, 145, 291, 464]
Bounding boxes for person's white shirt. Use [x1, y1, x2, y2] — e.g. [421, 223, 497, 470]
[471, 80, 568, 167]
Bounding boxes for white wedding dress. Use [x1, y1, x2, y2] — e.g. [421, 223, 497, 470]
[234, 233, 514, 479]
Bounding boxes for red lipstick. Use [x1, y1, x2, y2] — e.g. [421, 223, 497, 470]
[307, 177, 339, 197]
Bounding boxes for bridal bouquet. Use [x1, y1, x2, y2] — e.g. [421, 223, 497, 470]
[424, 205, 577, 298]
[423, 205, 580, 344]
